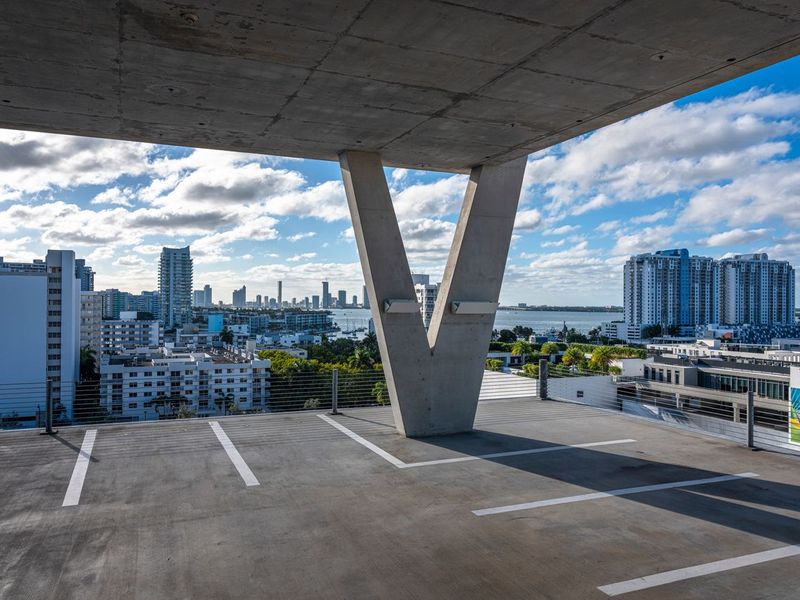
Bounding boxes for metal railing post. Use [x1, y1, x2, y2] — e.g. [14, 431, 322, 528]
[538, 359, 548, 401]
[330, 368, 340, 414]
[746, 390, 755, 449]
[41, 379, 56, 435]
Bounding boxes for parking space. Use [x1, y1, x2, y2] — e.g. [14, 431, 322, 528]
[1, 399, 799, 599]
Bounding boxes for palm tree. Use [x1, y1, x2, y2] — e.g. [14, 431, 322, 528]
[348, 346, 374, 370]
[589, 346, 615, 373]
[561, 347, 586, 367]
[79, 346, 98, 381]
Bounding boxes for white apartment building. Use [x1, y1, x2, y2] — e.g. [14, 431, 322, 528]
[624, 249, 794, 339]
[159, 246, 193, 328]
[100, 311, 163, 353]
[719, 253, 795, 326]
[412, 273, 439, 329]
[80, 291, 103, 353]
[99, 349, 270, 421]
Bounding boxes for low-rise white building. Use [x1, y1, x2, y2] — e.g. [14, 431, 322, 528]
[100, 311, 163, 353]
[99, 349, 270, 421]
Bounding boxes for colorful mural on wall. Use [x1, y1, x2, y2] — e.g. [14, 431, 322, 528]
[790, 368, 800, 446]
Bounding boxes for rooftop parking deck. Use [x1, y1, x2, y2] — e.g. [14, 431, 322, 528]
[2, 398, 799, 599]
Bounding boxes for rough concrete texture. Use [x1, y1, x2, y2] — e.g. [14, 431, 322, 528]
[0, 1, 799, 170]
[341, 151, 525, 436]
[1, 400, 799, 599]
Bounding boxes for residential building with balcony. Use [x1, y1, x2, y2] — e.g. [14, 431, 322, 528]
[99, 311, 163, 353]
[99, 349, 270, 421]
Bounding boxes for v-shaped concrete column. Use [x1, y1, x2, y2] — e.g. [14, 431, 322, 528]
[340, 151, 526, 437]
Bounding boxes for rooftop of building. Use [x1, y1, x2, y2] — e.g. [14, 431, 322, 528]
[2, 398, 799, 599]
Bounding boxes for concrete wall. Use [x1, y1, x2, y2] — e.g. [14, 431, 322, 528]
[0, 273, 47, 424]
[549, 375, 618, 410]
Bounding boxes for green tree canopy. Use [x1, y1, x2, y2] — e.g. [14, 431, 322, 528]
[561, 346, 586, 367]
[540, 342, 560, 355]
[589, 345, 615, 372]
[496, 329, 517, 343]
[511, 340, 534, 356]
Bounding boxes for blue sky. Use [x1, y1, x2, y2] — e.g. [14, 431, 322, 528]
[1, 56, 800, 306]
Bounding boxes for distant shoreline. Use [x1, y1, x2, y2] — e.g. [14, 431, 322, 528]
[497, 306, 623, 313]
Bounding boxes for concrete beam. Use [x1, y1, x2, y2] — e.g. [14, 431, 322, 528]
[340, 151, 525, 436]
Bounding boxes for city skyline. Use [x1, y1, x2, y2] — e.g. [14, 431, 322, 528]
[1, 58, 800, 304]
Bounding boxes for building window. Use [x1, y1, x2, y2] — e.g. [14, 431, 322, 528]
[128, 403, 138, 409]
[675, 372, 680, 385]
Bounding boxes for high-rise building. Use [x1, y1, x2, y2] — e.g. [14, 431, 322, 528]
[159, 246, 193, 328]
[232, 285, 247, 307]
[322, 281, 329, 309]
[1, 250, 81, 413]
[624, 249, 713, 335]
[624, 249, 795, 338]
[0, 268, 48, 426]
[362, 285, 369, 309]
[80, 291, 103, 353]
[688, 255, 719, 327]
[719, 254, 795, 326]
[100, 288, 132, 319]
[256, 294, 262, 308]
[193, 289, 205, 307]
[132, 290, 160, 318]
[337, 289, 347, 308]
[413, 274, 439, 329]
[312, 295, 320, 310]
[203, 284, 212, 307]
[74, 259, 95, 291]
[352, 295, 358, 307]
[278, 281, 283, 306]
[411, 273, 430, 286]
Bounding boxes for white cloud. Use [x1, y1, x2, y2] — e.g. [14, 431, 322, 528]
[264, 180, 348, 222]
[697, 228, 769, 247]
[92, 186, 136, 207]
[287, 252, 317, 262]
[595, 220, 621, 234]
[523, 89, 800, 218]
[514, 209, 543, 232]
[612, 225, 676, 255]
[0, 130, 154, 201]
[542, 224, 580, 236]
[287, 231, 317, 242]
[680, 158, 800, 228]
[391, 174, 467, 220]
[631, 209, 670, 224]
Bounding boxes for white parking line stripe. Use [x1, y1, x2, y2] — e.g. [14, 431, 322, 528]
[473, 472, 759, 516]
[62, 430, 97, 507]
[318, 414, 407, 467]
[402, 439, 636, 468]
[209, 421, 260, 487]
[598, 545, 800, 596]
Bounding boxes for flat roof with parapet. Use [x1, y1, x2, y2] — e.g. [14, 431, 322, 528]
[2, 398, 800, 599]
[1, 2, 799, 171]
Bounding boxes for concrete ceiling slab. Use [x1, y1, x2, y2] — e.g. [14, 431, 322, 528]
[0, 0, 798, 172]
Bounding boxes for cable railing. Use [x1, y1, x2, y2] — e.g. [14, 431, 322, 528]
[537, 364, 800, 455]
[0, 368, 388, 431]
[2, 363, 798, 457]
